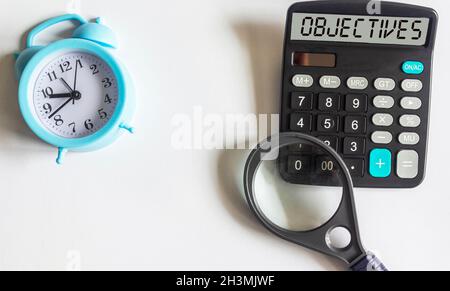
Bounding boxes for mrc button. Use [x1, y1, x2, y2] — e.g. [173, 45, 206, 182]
[402, 61, 424, 75]
[347, 77, 368, 90]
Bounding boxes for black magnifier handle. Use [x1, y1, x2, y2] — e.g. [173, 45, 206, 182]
[351, 253, 388, 271]
[244, 133, 389, 271]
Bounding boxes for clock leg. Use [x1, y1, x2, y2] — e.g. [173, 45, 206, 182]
[119, 123, 135, 134]
[56, 147, 68, 165]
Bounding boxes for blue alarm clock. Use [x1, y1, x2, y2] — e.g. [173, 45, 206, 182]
[15, 14, 135, 164]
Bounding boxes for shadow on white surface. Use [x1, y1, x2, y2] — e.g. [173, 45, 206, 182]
[215, 20, 345, 271]
[216, 147, 344, 271]
[0, 55, 41, 147]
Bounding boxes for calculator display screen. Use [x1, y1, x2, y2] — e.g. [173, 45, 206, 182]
[291, 13, 430, 46]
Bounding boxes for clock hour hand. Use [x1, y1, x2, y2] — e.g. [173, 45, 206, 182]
[60, 78, 74, 93]
[60, 78, 78, 104]
[49, 93, 73, 99]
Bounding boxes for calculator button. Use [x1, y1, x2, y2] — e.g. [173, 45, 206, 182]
[399, 115, 421, 128]
[344, 116, 367, 134]
[402, 61, 424, 75]
[288, 156, 312, 175]
[291, 92, 313, 110]
[343, 137, 366, 156]
[318, 93, 340, 111]
[399, 132, 420, 145]
[317, 115, 339, 133]
[344, 159, 365, 177]
[372, 114, 394, 127]
[369, 149, 392, 178]
[316, 156, 338, 175]
[319, 76, 341, 89]
[374, 78, 396, 91]
[397, 150, 419, 179]
[292, 74, 314, 88]
[347, 77, 369, 90]
[317, 136, 339, 151]
[400, 97, 422, 110]
[371, 131, 393, 145]
[373, 95, 395, 109]
[345, 94, 368, 113]
[289, 143, 313, 153]
[401, 79, 423, 92]
[290, 113, 312, 132]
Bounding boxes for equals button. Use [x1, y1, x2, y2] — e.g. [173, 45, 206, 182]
[397, 150, 419, 179]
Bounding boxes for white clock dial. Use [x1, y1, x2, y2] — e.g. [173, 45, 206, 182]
[33, 52, 119, 138]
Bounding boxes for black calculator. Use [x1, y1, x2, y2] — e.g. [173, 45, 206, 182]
[279, 0, 438, 188]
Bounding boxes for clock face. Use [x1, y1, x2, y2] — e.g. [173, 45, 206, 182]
[33, 51, 119, 138]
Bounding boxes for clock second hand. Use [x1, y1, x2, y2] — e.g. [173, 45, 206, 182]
[49, 96, 75, 119]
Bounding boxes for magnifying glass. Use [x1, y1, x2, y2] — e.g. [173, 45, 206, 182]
[243, 132, 388, 271]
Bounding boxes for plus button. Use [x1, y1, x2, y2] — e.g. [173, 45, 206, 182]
[370, 149, 392, 178]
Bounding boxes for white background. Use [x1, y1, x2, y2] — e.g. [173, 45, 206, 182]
[0, 0, 449, 271]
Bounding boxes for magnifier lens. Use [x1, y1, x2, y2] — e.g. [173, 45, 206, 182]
[254, 140, 346, 232]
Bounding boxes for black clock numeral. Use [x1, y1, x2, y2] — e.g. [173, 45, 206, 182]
[84, 119, 94, 130]
[41, 87, 54, 98]
[76, 59, 84, 68]
[43, 103, 52, 114]
[59, 61, 73, 73]
[68, 122, 76, 133]
[54, 115, 64, 126]
[102, 78, 112, 88]
[104, 94, 112, 104]
[98, 108, 108, 120]
[47, 71, 58, 82]
[90, 64, 99, 75]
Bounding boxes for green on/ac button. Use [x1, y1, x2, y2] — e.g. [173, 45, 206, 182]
[402, 61, 424, 75]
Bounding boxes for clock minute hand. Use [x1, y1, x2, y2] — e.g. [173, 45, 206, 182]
[73, 61, 79, 91]
[49, 97, 75, 119]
